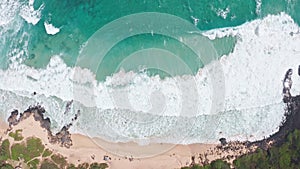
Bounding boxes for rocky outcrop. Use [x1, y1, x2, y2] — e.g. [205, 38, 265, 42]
[7, 110, 19, 127]
[64, 100, 73, 115]
[7, 103, 79, 149]
[251, 68, 300, 149]
[283, 69, 293, 103]
[49, 125, 73, 148]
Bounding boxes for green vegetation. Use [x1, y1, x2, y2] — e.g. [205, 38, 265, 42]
[0, 163, 14, 169]
[11, 142, 26, 161]
[42, 148, 52, 157]
[0, 139, 11, 162]
[66, 162, 108, 169]
[181, 160, 231, 169]
[210, 160, 231, 169]
[0, 135, 109, 169]
[67, 164, 77, 169]
[89, 162, 109, 169]
[51, 154, 67, 168]
[77, 163, 89, 169]
[182, 129, 300, 169]
[27, 158, 40, 169]
[26, 137, 45, 161]
[40, 160, 59, 169]
[233, 129, 300, 169]
[8, 129, 24, 141]
[39, 156, 108, 169]
[11, 137, 45, 162]
[181, 165, 202, 169]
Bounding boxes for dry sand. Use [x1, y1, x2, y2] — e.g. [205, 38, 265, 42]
[0, 115, 253, 169]
[0, 118, 8, 136]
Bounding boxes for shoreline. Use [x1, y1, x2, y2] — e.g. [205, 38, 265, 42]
[0, 109, 255, 169]
[1, 68, 298, 168]
[0, 114, 217, 168]
[0, 117, 8, 137]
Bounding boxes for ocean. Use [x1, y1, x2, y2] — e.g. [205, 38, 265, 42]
[1, 0, 300, 148]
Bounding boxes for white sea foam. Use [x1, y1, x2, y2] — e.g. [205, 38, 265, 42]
[0, 0, 43, 27]
[44, 22, 60, 35]
[19, 0, 44, 25]
[255, 0, 262, 15]
[0, 13, 300, 144]
[216, 7, 230, 19]
[0, 1, 36, 69]
[0, 1, 21, 27]
[202, 26, 239, 40]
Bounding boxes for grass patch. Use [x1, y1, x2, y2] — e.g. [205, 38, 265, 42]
[181, 161, 230, 169]
[8, 129, 24, 141]
[66, 163, 108, 169]
[0, 163, 14, 169]
[77, 162, 89, 169]
[1, 135, 108, 169]
[27, 158, 40, 169]
[26, 137, 44, 161]
[67, 164, 77, 169]
[42, 149, 52, 157]
[25, 137, 45, 162]
[89, 162, 109, 169]
[40, 159, 59, 169]
[51, 154, 67, 168]
[11, 142, 26, 161]
[0, 139, 11, 162]
[11, 137, 44, 162]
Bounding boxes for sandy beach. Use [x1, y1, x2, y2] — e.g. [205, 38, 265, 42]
[0, 114, 255, 169]
[0, 118, 8, 137]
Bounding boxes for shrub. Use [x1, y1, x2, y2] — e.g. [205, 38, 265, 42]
[8, 129, 24, 141]
[0, 139, 10, 162]
[26, 137, 45, 161]
[11, 137, 44, 162]
[27, 158, 40, 169]
[11, 143, 26, 161]
[89, 162, 109, 169]
[210, 159, 231, 169]
[40, 160, 59, 169]
[67, 164, 77, 169]
[51, 154, 67, 168]
[0, 163, 14, 169]
[78, 162, 89, 169]
[42, 149, 53, 157]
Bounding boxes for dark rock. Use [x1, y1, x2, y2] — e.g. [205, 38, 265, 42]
[64, 100, 73, 115]
[41, 118, 51, 131]
[283, 69, 293, 103]
[7, 110, 19, 127]
[7, 105, 75, 149]
[251, 68, 300, 149]
[219, 138, 227, 146]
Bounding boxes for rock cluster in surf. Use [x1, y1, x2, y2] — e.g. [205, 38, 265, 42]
[6, 103, 79, 148]
[250, 68, 300, 150]
[283, 69, 293, 103]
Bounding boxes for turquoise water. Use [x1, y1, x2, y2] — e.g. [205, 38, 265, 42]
[22, 0, 250, 79]
[1, 0, 298, 80]
[95, 34, 236, 80]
